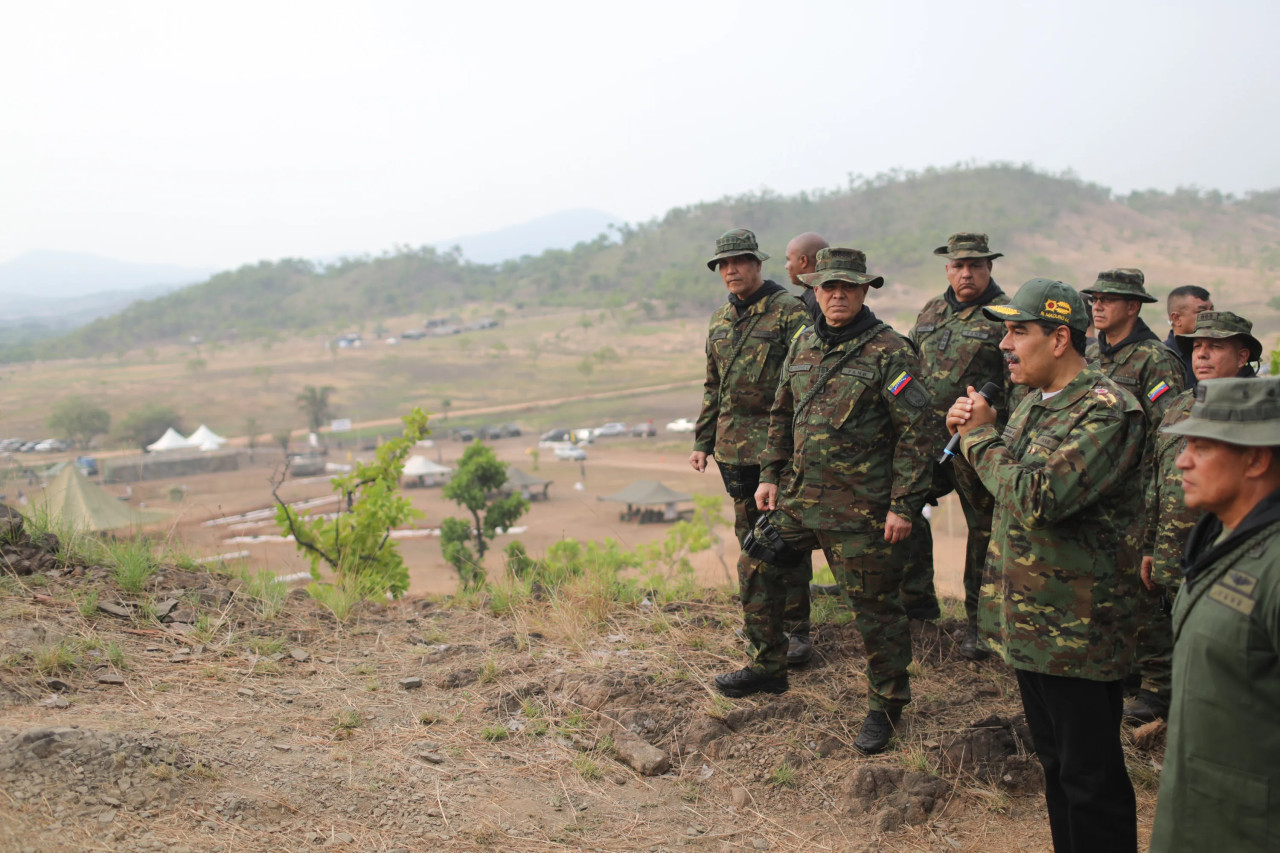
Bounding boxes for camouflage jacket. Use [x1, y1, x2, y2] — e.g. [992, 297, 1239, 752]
[1087, 328, 1185, 429]
[958, 363, 1146, 680]
[760, 317, 934, 530]
[1146, 391, 1197, 584]
[910, 284, 1014, 424]
[693, 286, 808, 465]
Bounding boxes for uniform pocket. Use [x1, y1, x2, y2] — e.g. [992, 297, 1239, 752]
[1185, 753, 1273, 846]
[830, 377, 871, 431]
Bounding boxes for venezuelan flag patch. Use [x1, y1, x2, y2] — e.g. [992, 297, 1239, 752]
[888, 371, 913, 395]
[1147, 381, 1171, 402]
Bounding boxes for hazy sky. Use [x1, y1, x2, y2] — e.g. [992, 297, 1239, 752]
[6, 0, 1280, 269]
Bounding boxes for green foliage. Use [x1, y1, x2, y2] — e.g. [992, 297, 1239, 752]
[297, 385, 336, 433]
[768, 763, 798, 787]
[1270, 345, 1279, 378]
[440, 442, 529, 590]
[236, 567, 289, 618]
[46, 397, 111, 449]
[114, 404, 182, 450]
[276, 408, 429, 600]
[106, 537, 159, 594]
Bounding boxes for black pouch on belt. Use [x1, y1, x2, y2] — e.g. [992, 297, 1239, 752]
[717, 462, 760, 499]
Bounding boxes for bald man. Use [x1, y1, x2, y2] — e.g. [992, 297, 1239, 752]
[785, 232, 829, 324]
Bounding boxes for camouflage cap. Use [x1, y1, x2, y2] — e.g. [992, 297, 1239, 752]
[1080, 268, 1158, 303]
[706, 229, 769, 271]
[797, 247, 885, 289]
[1161, 376, 1280, 447]
[1175, 310, 1263, 362]
[982, 278, 1088, 333]
[933, 232, 1003, 261]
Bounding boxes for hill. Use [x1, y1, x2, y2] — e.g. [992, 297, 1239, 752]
[9, 164, 1280, 363]
[435, 207, 622, 263]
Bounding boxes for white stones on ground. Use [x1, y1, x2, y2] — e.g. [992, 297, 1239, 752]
[289, 648, 310, 662]
[236, 688, 255, 699]
[612, 731, 669, 776]
[97, 673, 125, 686]
[39, 695, 70, 709]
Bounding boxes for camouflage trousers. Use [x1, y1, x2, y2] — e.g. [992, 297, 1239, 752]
[899, 467, 994, 625]
[1135, 581, 1175, 700]
[733, 497, 811, 637]
[740, 509, 911, 712]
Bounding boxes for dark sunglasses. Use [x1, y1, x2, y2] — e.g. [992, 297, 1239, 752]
[818, 281, 863, 293]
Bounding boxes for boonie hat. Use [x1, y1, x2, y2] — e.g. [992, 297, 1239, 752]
[1161, 376, 1280, 447]
[706, 229, 769, 271]
[798, 247, 885, 289]
[982, 278, 1088, 333]
[1080, 268, 1158, 303]
[1176, 311, 1263, 363]
[933, 232, 1003, 261]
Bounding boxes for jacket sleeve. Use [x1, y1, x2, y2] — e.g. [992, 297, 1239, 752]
[693, 329, 719, 455]
[881, 347, 935, 518]
[759, 345, 798, 486]
[960, 402, 1146, 530]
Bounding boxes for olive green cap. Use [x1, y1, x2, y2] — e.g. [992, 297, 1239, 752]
[982, 278, 1088, 333]
[933, 232, 1003, 261]
[706, 228, 769, 271]
[1080, 268, 1158, 303]
[1175, 311, 1263, 362]
[1161, 376, 1280, 447]
[798, 247, 885, 289]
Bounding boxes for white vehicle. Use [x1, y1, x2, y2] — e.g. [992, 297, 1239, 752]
[666, 418, 696, 433]
[594, 422, 628, 438]
[555, 445, 587, 461]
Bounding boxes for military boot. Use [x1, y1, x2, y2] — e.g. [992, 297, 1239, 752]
[959, 622, 991, 661]
[1123, 689, 1169, 724]
[854, 708, 901, 754]
[713, 667, 788, 698]
[905, 599, 941, 621]
[786, 633, 813, 667]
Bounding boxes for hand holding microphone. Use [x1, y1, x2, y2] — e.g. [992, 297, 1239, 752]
[941, 382, 1001, 464]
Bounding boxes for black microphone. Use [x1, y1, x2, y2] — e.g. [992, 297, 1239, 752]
[940, 381, 1002, 464]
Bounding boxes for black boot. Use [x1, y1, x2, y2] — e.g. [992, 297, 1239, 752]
[786, 634, 813, 666]
[959, 623, 991, 661]
[714, 667, 788, 698]
[1123, 689, 1169, 723]
[854, 709, 901, 754]
[904, 599, 941, 621]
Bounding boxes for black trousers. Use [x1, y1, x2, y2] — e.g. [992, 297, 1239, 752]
[1014, 669, 1136, 853]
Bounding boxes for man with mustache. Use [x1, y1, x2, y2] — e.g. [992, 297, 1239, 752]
[691, 229, 811, 673]
[1128, 311, 1262, 723]
[1148, 375, 1280, 853]
[721, 247, 933, 756]
[948, 279, 1146, 852]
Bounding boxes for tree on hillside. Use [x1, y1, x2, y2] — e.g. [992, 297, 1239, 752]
[245, 417, 261, 460]
[440, 442, 529, 590]
[115, 405, 182, 450]
[47, 398, 111, 449]
[297, 385, 336, 433]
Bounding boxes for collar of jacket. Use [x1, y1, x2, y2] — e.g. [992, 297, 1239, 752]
[728, 280, 785, 317]
[1182, 486, 1280, 583]
[944, 279, 1005, 313]
[813, 306, 879, 347]
[1024, 362, 1109, 412]
[1098, 317, 1160, 356]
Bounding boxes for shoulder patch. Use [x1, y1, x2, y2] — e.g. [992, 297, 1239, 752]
[914, 323, 937, 334]
[1147, 381, 1172, 402]
[792, 325, 809, 341]
[903, 385, 930, 409]
[1209, 582, 1256, 617]
[887, 371, 914, 395]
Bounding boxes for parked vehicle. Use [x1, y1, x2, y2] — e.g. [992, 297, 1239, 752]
[555, 445, 587, 461]
[594, 422, 628, 438]
[498, 423, 522, 438]
[34, 438, 70, 452]
[75, 456, 98, 476]
[452, 428, 476, 442]
[478, 425, 503, 441]
[288, 453, 327, 477]
[631, 421, 657, 437]
[400, 329, 427, 340]
[538, 428, 574, 449]
[666, 418, 696, 433]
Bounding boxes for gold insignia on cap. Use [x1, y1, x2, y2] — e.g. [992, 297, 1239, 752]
[987, 305, 1020, 316]
[1043, 299, 1072, 321]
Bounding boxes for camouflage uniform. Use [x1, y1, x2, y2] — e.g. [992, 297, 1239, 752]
[1150, 377, 1280, 853]
[1081, 269, 1185, 697]
[958, 279, 1145, 852]
[902, 233, 1012, 624]
[693, 230, 810, 636]
[751, 249, 934, 711]
[1138, 312, 1262, 705]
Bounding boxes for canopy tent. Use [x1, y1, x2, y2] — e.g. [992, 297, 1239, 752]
[402, 456, 452, 487]
[31, 465, 167, 532]
[147, 428, 197, 452]
[186, 425, 227, 451]
[599, 480, 691, 505]
[504, 467, 552, 501]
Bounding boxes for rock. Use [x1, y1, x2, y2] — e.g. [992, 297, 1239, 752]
[45, 678, 70, 692]
[289, 648, 310, 662]
[97, 674, 124, 686]
[272, 743, 292, 752]
[38, 695, 70, 709]
[416, 752, 444, 765]
[613, 731, 669, 776]
[97, 602, 132, 618]
[874, 806, 904, 833]
[398, 677, 423, 690]
[236, 688, 255, 699]
[152, 599, 180, 618]
[731, 788, 751, 808]
[327, 831, 354, 845]
[165, 607, 197, 625]
[681, 716, 730, 754]
[97, 809, 117, 825]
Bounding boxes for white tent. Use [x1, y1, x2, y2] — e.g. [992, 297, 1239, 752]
[402, 456, 452, 486]
[187, 425, 228, 451]
[147, 427, 197, 452]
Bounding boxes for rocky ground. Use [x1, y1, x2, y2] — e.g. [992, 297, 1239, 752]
[0, 515, 1165, 852]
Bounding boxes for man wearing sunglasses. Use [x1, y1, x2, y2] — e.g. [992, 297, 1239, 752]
[716, 247, 934, 755]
